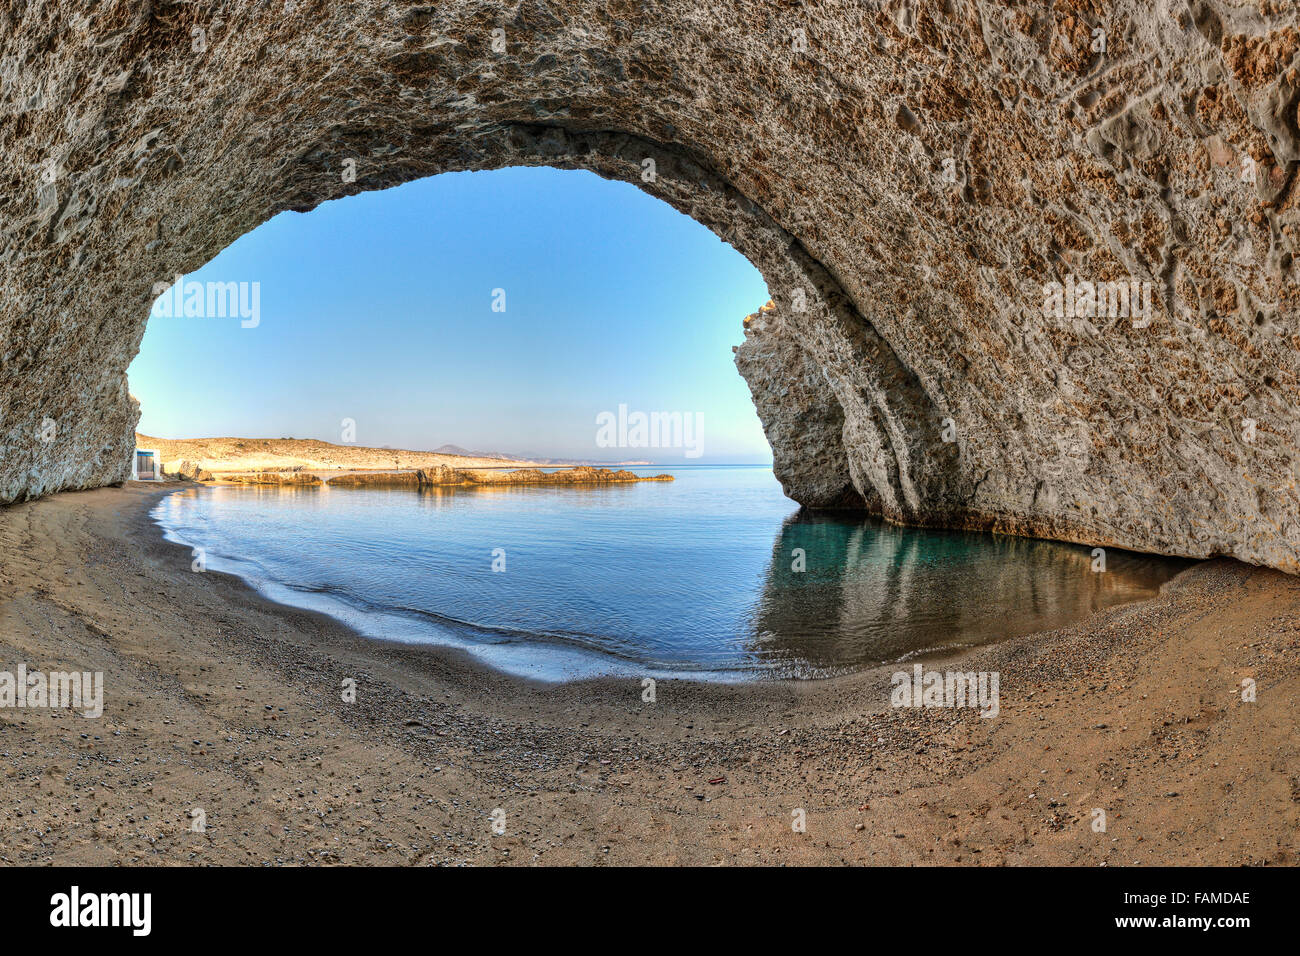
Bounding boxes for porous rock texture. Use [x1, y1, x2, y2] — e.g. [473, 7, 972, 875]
[1, 1, 1299, 569]
[734, 302, 867, 510]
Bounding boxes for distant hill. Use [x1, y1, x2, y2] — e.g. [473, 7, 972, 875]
[137, 435, 655, 473]
[136, 435, 545, 474]
[431, 443, 652, 467]
[431, 443, 523, 460]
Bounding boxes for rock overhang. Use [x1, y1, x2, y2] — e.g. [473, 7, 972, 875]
[0, 0, 1297, 570]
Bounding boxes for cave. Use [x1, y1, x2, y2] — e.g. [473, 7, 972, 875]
[2, 0, 1298, 569]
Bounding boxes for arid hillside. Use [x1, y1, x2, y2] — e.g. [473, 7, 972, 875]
[136, 434, 543, 475]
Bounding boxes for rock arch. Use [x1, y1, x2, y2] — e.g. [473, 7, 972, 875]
[1, 1, 1298, 570]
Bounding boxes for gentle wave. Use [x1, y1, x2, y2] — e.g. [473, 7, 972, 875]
[150, 466, 1189, 682]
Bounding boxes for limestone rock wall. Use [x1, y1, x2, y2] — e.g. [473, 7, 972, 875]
[734, 302, 867, 510]
[1, 1, 1298, 569]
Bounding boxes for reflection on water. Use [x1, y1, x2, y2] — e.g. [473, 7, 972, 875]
[151, 467, 1190, 681]
[751, 513, 1188, 676]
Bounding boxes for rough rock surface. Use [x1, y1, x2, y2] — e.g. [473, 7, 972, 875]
[2, 2, 1299, 569]
[222, 471, 323, 487]
[416, 464, 464, 486]
[327, 471, 422, 488]
[161, 458, 214, 482]
[734, 303, 866, 510]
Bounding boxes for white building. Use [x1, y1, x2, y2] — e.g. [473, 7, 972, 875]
[132, 448, 159, 481]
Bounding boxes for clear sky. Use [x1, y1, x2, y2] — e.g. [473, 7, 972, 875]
[128, 167, 773, 464]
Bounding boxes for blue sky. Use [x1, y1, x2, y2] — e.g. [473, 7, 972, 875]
[129, 167, 773, 464]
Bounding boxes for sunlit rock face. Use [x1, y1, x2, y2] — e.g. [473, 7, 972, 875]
[1, 2, 1297, 569]
[735, 303, 867, 511]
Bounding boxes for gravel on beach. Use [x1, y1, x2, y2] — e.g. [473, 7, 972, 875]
[0, 483, 1296, 866]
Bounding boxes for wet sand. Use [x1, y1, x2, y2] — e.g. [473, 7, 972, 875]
[0, 482, 1296, 865]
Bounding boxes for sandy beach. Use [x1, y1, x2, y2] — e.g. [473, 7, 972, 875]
[0, 482, 1296, 866]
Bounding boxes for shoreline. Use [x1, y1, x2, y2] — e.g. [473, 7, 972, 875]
[185, 466, 674, 489]
[150, 488, 754, 686]
[136, 433, 661, 481]
[1, 483, 1297, 865]
[147, 482, 1179, 686]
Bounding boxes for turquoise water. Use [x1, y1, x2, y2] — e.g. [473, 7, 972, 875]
[151, 466, 1186, 681]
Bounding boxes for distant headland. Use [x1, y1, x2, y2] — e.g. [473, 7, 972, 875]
[135, 435, 667, 487]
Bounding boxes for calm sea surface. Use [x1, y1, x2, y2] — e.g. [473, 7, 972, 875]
[152, 465, 1186, 681]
